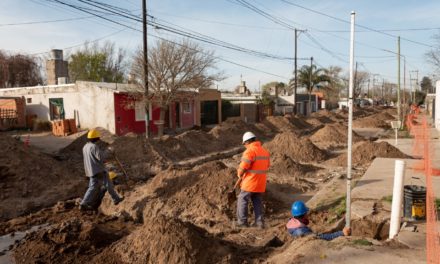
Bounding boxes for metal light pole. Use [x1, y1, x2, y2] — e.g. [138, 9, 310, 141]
[142, 0, 150, 138]
[346, 11, 356, 229]
[397, 36, 401, 125]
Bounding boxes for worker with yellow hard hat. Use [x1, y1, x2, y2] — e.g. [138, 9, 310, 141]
[79, 128, 124, 211]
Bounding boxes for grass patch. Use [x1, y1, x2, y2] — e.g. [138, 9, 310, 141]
[435, 198, 440, 209]
[352, 239, 373, 246]
[382, 195, 393, 203]
[330, 198, 346, 218]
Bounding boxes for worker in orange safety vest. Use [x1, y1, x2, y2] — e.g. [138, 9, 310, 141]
[236, 131, 270, 228]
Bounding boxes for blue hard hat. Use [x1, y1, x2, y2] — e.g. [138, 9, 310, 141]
[291, 201, 309, 217]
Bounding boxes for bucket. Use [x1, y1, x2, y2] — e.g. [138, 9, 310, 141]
[403, 185, 426, 220]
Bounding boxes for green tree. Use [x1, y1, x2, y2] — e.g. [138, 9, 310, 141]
[297, 65, 330, 112]
[68, 41, 126, 83]
[322, 66, 344, 108]
[420, 76, 434, 93]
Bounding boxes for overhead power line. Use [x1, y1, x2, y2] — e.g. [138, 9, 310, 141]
[37, 0, 288, 79]
[0, 16, 92, 26]
[46, 0, 299, 62]
[279, 0, 434, 48]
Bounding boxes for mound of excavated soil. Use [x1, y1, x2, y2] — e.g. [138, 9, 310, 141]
[353, 115, 389, 128]
[270, 154, 320, 178]
[269, 154, 320, 192]
[262, 116, 301, 133]
[290, 116, 314, 130]
[0, 135, 86, 221]
[328, 141, 410, 167]
[61, 131, 168, 180]
[13, 215, 130, 264]
[309, 124, 365, 149]
[113, 136, 169, 179]
[308, 112, 337, 124]
[101, 160, 287, 233]
[264, 132, 327, 163]
[209, 118, 266, 146]
[373, 111, 396, 121]
[94, 215, 237, 264]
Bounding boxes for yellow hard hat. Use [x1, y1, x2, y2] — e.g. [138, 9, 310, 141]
[87, 129, 100, 139]
[109, 171, 118, 180]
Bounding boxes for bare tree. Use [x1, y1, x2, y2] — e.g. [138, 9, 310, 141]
[131, 39, 222, 136]
[426, 33, 440, 74]
[0, 50, 42, 88]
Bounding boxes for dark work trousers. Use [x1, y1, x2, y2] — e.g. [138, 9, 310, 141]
[237, 190, 263, 225]
[81, 171, 121, 209]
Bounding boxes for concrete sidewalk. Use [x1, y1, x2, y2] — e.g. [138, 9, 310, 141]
[351, 157, 440, 200]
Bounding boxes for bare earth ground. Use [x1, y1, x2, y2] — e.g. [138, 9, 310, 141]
[0, 106, 425, 263]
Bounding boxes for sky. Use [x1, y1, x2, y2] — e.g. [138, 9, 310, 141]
[1, 0, 440, 91]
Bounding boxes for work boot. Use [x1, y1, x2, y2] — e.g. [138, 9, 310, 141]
[234, 222, 248, 229]
[79, 204, 94, 212]
[255, 222, 265, 229]
[114, 196, 124, 205]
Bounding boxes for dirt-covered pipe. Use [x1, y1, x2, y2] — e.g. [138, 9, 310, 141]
[389, 160, 406, 239]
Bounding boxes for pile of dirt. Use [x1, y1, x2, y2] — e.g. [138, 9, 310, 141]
[264, 132, 328, 163]
[262, 116, 301, 132]
[353, 115, 389, 128]
[61, 131, 168, 180]
[101, 160, 287, 233]
[373, 111, 396, 121]
[328, 141, 410, 167]
[270, 154, 320, 179]
[13, 214, 130, 264]
[209, 118, 266, 146]
[94, 215, 237, 264]
[269, 154, 321, 192]
[309, 124, 365, 149]
[113, 136, 169, 179]
[308, 111, 339, 124]
[0, 135, 86, 221]
[290, 116, 314, 130]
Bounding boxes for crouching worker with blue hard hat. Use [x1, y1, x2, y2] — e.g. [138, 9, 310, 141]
[286, 201, 351, 241]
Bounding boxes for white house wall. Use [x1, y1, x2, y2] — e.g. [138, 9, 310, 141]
[0, 84, 78, 120]
[0, 82, 117, 134]
[77, 82, 116, 133]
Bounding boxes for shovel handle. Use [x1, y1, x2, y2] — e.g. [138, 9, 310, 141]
[233, 177, 242, 190]
[114, 154, 129, 182]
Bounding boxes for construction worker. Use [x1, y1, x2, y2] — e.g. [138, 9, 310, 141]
[287, 201, 351, 240]
[79, 129, 123, 211]
[236, 131, 270, 228]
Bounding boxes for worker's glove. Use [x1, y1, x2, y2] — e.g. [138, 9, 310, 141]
[342, 226, 351, 236]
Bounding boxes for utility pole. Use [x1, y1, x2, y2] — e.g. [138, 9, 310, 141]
[397, 36, 401, 124]
[410, 70, 419, 103]
[294, 29, 305, 114]
[382, 78, 385, 103]
[415, 70, 419, 102]
[308, 56, 313, 115]
[142, 0, 149, 138]
[403, 56, 406, 105]
[367, 78, 370, 98]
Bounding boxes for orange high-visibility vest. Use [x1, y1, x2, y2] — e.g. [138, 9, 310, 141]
[237, 141, 270, 193]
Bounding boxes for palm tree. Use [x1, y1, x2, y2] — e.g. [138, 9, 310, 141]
[297, 65, 330, 113]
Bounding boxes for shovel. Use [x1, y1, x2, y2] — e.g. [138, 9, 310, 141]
[113, 153, 129, 184]
[227, 177, 242, 205]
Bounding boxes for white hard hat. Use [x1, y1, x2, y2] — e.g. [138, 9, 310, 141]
[242, 131, 256, 144]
